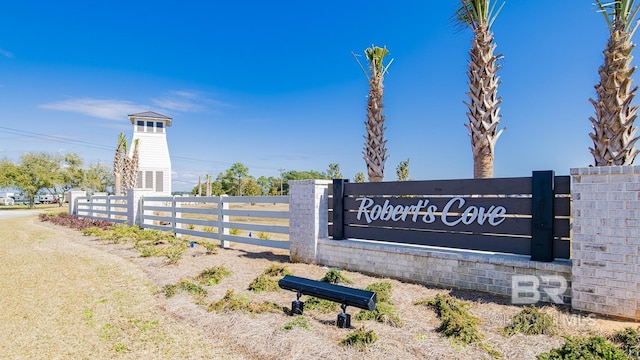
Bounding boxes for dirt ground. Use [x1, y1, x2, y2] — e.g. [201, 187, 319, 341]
[1, 214, 638, 359]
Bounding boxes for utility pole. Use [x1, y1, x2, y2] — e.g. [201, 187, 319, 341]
[278, 168, 285, 196]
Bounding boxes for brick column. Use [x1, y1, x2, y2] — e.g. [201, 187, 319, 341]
[288, 180, 332, 263]
[68, 190, 86, 216]
[571, 166, 640, 320]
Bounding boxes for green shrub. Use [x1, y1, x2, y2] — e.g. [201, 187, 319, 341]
[354, 282, 402, 327]
[611, 327, 640, 359]
[163, 279, 207, 298]
[503, 306, 557, 337]
[339, 326, 378, 348]
[202, 226, 217, 233]
[249, 274, 281, 292]
[416, 294, 484, 345]
[208, 290, 284, 314]
[258, 232, 270, 240]
[354, 302, 403, 328]
[537, 336, 631, 360]
[195, 265, 231, 286]
[303, 296, 338, 313]
[229, 228, 240, 235]
[365, 282, 392, 303]
[249, 265, 293, 292]
[198, 240, 219, 254]
[320, 269, 352, 284]
[283, 315, 311, 331]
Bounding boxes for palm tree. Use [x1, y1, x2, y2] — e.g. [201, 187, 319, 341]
[354, 45, 393, 182]
[456, 0, 505, 178]
[590, 0, 640, 166]
[123, 139, 139, 191]
[113, 133, 126, 195]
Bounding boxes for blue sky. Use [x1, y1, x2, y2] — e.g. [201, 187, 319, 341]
[0, 1, 618, 191]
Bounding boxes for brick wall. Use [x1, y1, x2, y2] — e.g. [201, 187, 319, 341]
[571, 166, 640, 320]
[289, 180, 571, 304]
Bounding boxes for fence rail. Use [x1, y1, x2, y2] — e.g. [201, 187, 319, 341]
[75, 194, 290, 250]
[76, 195, 128, 223]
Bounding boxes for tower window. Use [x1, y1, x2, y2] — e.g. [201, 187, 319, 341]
[136, 120, 144, 132]
[146, 121, 154, 132]
[156, 122, 164, 133]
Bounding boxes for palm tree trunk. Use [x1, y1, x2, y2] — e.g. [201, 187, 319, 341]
[364, 73, 388, 182]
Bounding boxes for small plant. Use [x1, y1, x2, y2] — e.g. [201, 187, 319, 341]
[262, 264, 292, 277]
[39, 213, 113, 230]
[163, 279, 207, 298]
[283, 315, 311, 331]
[195, 265, 231, 286]
[208, 290, 284, 314]
[320, 269, 353, 284]
[229, 228, 240, 235]
[354, 302, 403, 328]
[186, 224, 195, 230]
[503, 306, 556, 337]
[416, 294, 503, 358]
[537, 336, 631, 360]
[249, 274, 281, 292]
[364, 282, 391, 303]
[202, 226, 217, 233]
[249, 265, 292, 292]
[198, 241, 219, 254]
[303, 296, 338, 313]
[258, 232, 271, 240]
[611, 327, 640, 359]
[354, 282, 401, 327]
[339, 326, 378, 348]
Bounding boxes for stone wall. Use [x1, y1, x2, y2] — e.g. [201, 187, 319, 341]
[571, 166, 640, 320]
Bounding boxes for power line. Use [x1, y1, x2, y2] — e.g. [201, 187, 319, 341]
[0, 126, 281, 173]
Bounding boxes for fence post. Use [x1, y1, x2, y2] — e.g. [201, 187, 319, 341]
[332, 179, 347, 240]
[68, 190, 86, 216]
[531, 170, 555, 262]
[106, 195, 112, 221]
[172, 197, 182, 237]
[217, 195, 230, 248]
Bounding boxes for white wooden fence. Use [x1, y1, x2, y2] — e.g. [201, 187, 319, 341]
[75, 194, 290, 250]
[76, 195, 128, 223]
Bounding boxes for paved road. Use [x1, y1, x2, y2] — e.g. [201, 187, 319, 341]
[0, 209, 43, 220]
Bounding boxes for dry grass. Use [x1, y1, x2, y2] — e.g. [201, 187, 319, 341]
[2, 212, 639, 359]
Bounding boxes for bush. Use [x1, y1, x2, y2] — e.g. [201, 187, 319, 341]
[195, 265, 231, 286]
[503, 306, 557, 337]
[283, 315, 311, 331]
[208, 290, 284, 314]
[611, 327, 640, 359]
[537, 336, 631, 360]
[416, 294, 484, 346]
[303, 296, 338, 313]
[163, 279, 207, 299]
[339, 326, 378, 348]
[354, 282, 402, 327]
[320, 269, 352, 284]
[249, 265, 292, 292]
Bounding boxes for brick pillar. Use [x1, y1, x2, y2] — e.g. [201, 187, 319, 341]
[126, 189, 153, 227]
[68, 190, 86, 216]
[571, 166, 640, 320]
[288, 180, 332, 263]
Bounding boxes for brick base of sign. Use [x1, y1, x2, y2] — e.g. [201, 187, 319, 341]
[571, 166, 640, 320]
[315, 238, 572, 304]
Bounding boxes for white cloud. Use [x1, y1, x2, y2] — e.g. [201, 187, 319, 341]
[40, 98, 147, 121]
[151, 90, 231, 113]
[0, 49, 14, 58]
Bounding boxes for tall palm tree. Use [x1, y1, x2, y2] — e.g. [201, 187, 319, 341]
[354, 45, 393, 182]
[123, 139, 139, 191]
[113, 133, 126, 195]
[590, 0, 640, 166]
[456, 0, 505, 178]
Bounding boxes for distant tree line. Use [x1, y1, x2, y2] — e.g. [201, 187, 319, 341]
[0, 152, 112, 208]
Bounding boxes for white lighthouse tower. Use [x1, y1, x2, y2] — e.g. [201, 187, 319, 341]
[128, 111, 172, 195]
